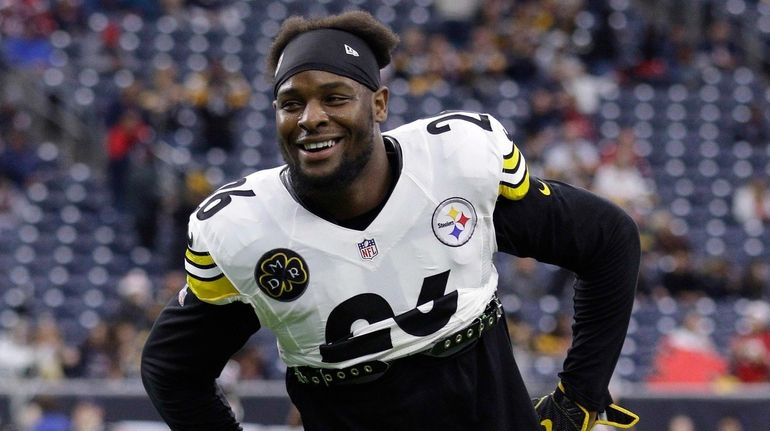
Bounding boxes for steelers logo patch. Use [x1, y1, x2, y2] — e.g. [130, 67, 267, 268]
[255, 248, 309, 302]
[431, 197, 477, 247]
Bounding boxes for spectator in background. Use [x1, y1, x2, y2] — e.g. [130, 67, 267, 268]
[461, 26, 508, 96]
[495, 256, 553, 299]
[542, 120, 599, 188]
[185, 57, 250, 152]
[592, 128, 655, 218]
[424, 33, 463, 90]
[50, 0, 87, 35]
[531, 312, 573, 358]
[524, 87, 562, 137]
[717, 416, 744, 431]
[501, 26, 540, 84]
[478, 0, 512, 29]
[700, 256, 738, 299]
[25, 396, 71, 431]
[0, 317, 35, 377]
[732, 176, 770, 227]
[98, 17, 140, 73]
[149, 270, 188, 320]
[115, 268, 155, 328]
[728, 301, 770, 383]
[667, 414, 696, 431]
[77, 16, 138, 74]
[636, 210, 692, 298]
[230, 344, 267, 380]
[0, 0, 55, 70]
[69, 322, 118, 379]
[0, 129, 40, 188]
[736, 259, 770, 300]
[665, 24, 698, 84]
[216, 359, 245, 422]
[140, 56, 186, 140]
[521, 86, 562, 165]
[30, 315, 79, 380]
[648, 311, 727, 386]
[104, 81, 146, 129]
[0, 174, 30, 232]
[551, 54, 614, 117]
[623, 22, 699, 86]
[125, 147, 161, 249]
[625, 22, 670, 84]
[599, 127, 652, 175]
[286, 404, 303, 428]
[113, 321, 145, 377]
[105, 108, 151, 210]
[699, 19, 740, 70]
[645, 209, 691, 256]
[733, 103, 769, 147]
[432, 0, 480, 47]
[661, 249, 706, 300]
[0, 101, 17, 133]
[393, 27, 429, 86]
[70, 400, 106, 431]
[168, 169, 212, 268]
[394, 30, 462, 97]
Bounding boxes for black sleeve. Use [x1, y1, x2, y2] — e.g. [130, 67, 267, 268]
[141, 290, 261, 430]
[493, 178, 640, 411]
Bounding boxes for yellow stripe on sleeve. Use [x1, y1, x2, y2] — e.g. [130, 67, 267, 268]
[185, 248, 216, 268]
[499, 144, 530, 200]
[184, 248, 240, 303]
[186, 273, 240, 303]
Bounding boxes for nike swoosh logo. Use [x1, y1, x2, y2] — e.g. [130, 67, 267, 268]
[541, 419, 553, 431]
[538, 180, 551, 196]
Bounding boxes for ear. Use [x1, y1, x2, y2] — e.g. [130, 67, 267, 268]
[272, 100, 278, 110]
[372, 86, 389, 123]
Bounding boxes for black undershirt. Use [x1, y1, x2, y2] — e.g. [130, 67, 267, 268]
[493, 179, 640, 410]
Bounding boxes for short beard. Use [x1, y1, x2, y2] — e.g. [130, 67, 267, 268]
[288, 143, 372, 192]
[285, 120, 375, 195]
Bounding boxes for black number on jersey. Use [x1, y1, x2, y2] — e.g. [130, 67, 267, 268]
[320, 270, 458, 363]
[426, 112, 492, 135]
[196, 178, 256, 220]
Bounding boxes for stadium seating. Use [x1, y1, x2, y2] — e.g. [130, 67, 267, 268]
[1, 0, 769, 391]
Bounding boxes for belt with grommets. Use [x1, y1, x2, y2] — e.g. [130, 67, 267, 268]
[290, 295, 503, 386]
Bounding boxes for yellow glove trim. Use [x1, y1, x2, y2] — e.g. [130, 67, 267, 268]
[557, 382, 640, 430]
[556, 382, 591, 431]
[595, 403, 640, 429]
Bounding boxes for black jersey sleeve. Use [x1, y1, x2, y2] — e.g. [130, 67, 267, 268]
[141, 289, 261, 430]
[493, 177, 640, 412]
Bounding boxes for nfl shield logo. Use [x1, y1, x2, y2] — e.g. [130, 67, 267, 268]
[357, 238, 378, 260]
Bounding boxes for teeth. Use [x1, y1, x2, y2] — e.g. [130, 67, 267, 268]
[303, 140, 335, 151]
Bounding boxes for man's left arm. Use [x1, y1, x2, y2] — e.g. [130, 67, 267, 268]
[493, 177, 640, 412]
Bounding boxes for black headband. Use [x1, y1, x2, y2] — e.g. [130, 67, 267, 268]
[273, 28, 381, 97]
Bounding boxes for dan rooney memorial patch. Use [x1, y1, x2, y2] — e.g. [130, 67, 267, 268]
[255, 248, 309, 302]
[432, 197, 477, 247]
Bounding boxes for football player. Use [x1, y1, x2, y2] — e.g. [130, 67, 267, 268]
[141, 10, 640, 431]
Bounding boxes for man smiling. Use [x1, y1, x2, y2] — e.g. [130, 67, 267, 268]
[141, 11, 640, 431]
[275, 69, 392, 221]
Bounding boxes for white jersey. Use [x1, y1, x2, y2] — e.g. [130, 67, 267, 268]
[184, 112, 530, 369]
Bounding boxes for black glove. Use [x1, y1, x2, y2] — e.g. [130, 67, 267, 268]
[532, 383, 639, 431]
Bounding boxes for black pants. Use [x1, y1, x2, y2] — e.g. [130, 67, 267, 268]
[286, 320, 540, 431]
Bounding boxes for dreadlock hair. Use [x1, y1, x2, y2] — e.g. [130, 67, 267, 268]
[266, 10, 400, 77]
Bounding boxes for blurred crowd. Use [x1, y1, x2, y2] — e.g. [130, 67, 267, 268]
[1, 0, 770, 427]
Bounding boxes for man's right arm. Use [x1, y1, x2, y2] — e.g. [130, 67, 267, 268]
[141, 289, 260, 430]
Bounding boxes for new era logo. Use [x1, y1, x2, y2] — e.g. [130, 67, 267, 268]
[344, 44, 359, 57]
